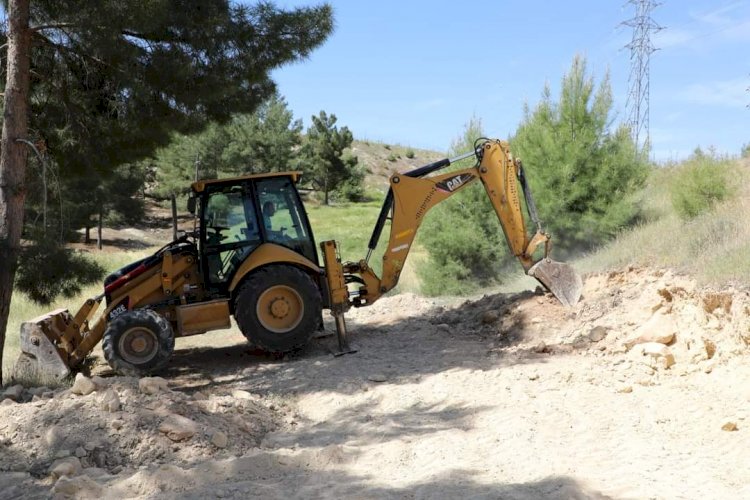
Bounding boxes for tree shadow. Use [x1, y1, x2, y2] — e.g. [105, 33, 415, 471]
[79, 237, 155, 251]
[123, 458, 614, 499]
[263, 399, 493, 449]
[155, 288, 571, 398]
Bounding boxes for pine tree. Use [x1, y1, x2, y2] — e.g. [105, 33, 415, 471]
[298, 111, 362, 204]
[511, 56, 649, 253]
[222, 95, 303, 174]
[150, 96, 303, 198]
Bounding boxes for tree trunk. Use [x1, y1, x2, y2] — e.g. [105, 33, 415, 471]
[85, 225, 91, 244]
[0, 0, 31, 386]
[171, 194, 178, 240]
[97, 208, 103, 250]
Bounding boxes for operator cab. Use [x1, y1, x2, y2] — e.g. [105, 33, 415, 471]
[189, 172, 317, 293]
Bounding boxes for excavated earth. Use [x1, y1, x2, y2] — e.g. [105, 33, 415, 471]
[1, 266, 749, 499]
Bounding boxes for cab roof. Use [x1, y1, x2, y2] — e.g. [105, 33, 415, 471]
[191, 171, 303, 193]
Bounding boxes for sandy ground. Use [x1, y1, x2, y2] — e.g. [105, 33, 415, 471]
[1, 267, 749, 499]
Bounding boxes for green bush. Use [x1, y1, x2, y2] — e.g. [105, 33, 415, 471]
[670, 149, 733, 219]
[405, 148, 415, 159]
[417, 116, 508, 296]
[333, 176, 366, 202]
[741, 142, 750, 158]
[387, 153, 398, 162]
[419, 188, 508, 296]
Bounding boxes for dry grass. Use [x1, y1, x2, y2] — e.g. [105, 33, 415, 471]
[576, 157, 750, 286]
[348, 140, 446, 192]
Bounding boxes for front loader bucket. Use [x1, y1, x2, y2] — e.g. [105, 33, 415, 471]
[528, 259, 583, 307]
[10, 309, 73, 384]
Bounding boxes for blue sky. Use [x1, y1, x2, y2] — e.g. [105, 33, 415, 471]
[271, 1, 750, 161]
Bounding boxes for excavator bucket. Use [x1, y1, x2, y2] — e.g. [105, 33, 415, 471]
[11, 309, 74, 384]
[528, 259, 583, 307]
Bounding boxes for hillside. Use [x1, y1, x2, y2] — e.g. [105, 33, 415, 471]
[348, 140, 446, 192]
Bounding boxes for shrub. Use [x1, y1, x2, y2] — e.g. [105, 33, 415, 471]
[417, 116, 508, 296]
[333, 177, 366, 202]
[405, 148, 415, 159]
[670, 148, 734, 219]
[387, 153, 398, 162]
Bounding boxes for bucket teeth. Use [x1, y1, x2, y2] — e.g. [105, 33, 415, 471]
[11, 309, 73, 384]
[528, 259, 583, 307]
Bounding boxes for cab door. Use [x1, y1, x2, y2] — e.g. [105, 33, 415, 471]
[201, 182, 262, 290]
[255, 176, 318, 265]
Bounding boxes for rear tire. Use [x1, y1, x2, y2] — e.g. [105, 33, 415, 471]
[103, 309, 174, 376]
[234, 265, 321, 353]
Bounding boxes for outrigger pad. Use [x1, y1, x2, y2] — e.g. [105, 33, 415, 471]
[528, 259, 583, 307]
[11, 309, 73, 384]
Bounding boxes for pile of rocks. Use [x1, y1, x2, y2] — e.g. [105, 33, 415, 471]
[0, 374, 279, 497]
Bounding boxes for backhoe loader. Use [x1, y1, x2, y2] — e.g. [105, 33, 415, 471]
[11, 139, 582, 382]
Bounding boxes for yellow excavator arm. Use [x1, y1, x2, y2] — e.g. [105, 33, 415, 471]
[321, 139, 582, 352]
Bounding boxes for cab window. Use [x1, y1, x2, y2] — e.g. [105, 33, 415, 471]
[256, 177, 316, 263]
[203, 184, 261, 284]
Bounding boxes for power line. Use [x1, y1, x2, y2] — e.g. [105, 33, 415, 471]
[622, 0, 663, 154]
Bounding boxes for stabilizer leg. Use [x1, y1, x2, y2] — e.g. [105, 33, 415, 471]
[333, 313, 356, 356]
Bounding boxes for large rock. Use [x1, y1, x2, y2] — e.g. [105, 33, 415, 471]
[588, 325, 608, 343]
[49, 456, 82, 479]
[159, 414, 199, 441]
[52, 474, 103, 498]
[231, 389, 255, 401]
[45, 425, 65, 448]
[99, 389, 121, 412]
[2, 384, 24, 402]
[481, 310, 499, 324]
[641, 342, 676, 369]
[71, 373, 97, 396]
[139, 377, 169, 395]
[625, 313, 677, 350]
[211, 431, 229, 448]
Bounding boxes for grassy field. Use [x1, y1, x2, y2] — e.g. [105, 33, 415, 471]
[306, 199, 426, 293]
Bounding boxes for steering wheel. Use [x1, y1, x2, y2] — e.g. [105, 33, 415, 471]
[207, 226, 229, 245]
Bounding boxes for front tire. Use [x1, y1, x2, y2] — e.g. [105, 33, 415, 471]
[102, 309, 174, 376]
[234, 265, 321, 353]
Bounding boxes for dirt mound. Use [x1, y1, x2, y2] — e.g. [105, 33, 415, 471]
[435, 266, 749, 373]
[0, 376, 280, 482]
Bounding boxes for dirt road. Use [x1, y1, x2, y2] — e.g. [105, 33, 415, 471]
[1, 268, 749, 499]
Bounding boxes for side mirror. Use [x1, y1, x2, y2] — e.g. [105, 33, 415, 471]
[187, 196, 196, 215]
